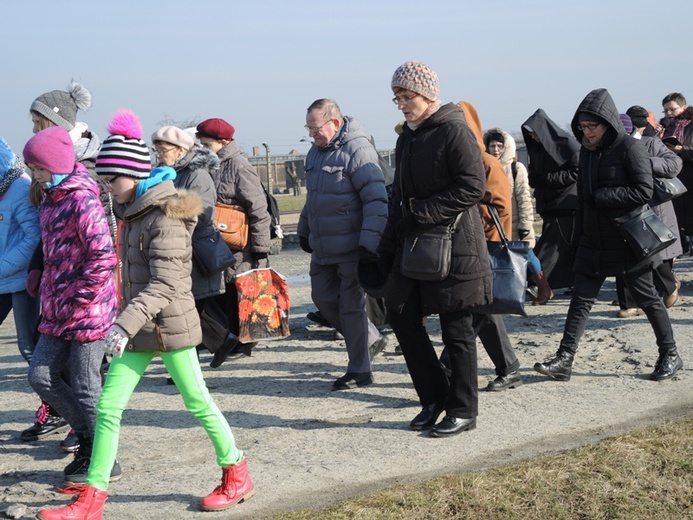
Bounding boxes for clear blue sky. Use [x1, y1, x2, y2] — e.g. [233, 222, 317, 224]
[3, 1, 692, 157]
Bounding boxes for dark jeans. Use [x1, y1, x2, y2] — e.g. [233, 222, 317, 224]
[0, 291, 40, 364]
[617, 259, 678, 308]
[560, 270, 676, 356]
[389, 285, 477, 419]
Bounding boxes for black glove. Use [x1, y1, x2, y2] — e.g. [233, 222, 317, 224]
[378, 251, 395, 275]
[299, 236, 312, 254]
[251, 252, 268, 269]
[518, 229, 530, 240]
[358, 247, 378, 264]
[396, 213, 418, 239]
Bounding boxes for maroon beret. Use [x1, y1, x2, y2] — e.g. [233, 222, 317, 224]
[196, 118, 235, 140]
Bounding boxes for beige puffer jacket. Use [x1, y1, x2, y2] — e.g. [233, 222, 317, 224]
[488, 128, 536, 248]
[116, 180, 203, 352]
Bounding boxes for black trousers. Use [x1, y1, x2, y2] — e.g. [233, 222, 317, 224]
[616, 259, 678, 308]
[389, 286, 478, 419]
[560, 270, 676, 356]
[440, 313, 519, 377]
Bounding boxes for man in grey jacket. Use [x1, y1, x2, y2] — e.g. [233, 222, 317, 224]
[298, 99, 388, 390]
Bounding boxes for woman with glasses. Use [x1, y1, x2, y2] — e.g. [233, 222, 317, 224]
[150, 126, 234, 363]
[534, 88, 683, 383]
[661, 93, 693, 256]
[378, 61, 492, 437]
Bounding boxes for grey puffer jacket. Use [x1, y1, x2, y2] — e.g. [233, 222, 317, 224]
[116, 181, 203, 352]
[171, 148, 224, 298]
[213, 141, 271, 278]
[640, 134, 683, 260]
[298, 116, 388, 264]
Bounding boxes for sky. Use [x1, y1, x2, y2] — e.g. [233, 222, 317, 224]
[3, 1, 693, 158]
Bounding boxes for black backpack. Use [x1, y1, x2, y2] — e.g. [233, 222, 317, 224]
[262, 183, 282, 239]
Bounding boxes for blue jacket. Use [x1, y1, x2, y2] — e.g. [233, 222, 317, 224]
[298, 116, 388, 264]
[0, 164, 40, 294]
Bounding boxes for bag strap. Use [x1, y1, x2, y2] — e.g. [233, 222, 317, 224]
[511, 161, 517, 181]
[485, 203, 510, 245]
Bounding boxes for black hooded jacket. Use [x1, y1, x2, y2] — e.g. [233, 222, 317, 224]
[569, 88, 655, 276]
[521, 108, 580, 217]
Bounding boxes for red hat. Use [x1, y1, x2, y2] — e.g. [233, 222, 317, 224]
[196, 118, 235, 140]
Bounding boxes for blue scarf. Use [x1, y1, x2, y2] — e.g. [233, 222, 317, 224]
[135, 166, 176, 199]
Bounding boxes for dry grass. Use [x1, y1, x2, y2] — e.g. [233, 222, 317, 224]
[272, 416, 692, 520]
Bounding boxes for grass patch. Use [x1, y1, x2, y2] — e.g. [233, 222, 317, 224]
[271, 416, 692, 519]
[274, 193, 306, 213]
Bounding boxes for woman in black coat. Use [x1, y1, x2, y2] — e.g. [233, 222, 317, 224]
[534, 89, 683, 383]
[378, 61, 492, 437]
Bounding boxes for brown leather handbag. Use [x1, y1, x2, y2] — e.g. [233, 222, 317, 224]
[214, 203, 249, 250]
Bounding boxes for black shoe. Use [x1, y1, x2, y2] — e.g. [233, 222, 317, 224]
[534, 351, 574, 381]
[430, 415, 476, 437]
[368, 335, 387, 361]
[331, 371, 374, 391]
[394, 344, 403, 355]
[60, 429, 80, 453]
[410, 403, 445, 431]
[307, 310, 332, 328]
[209, 332, 240, 368]
[650, 352, 683, 381]
[20, 403, 70, 442]
[65, 458, 122, 485]
[228, 341, 255, 360]
[486, 370, 523, 392]
[64, 435, 92, 483]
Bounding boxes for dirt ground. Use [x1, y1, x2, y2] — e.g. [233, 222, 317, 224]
[1, 244, 691, 519]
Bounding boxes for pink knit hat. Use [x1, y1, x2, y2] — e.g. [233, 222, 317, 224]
[23, 126, 75, 174]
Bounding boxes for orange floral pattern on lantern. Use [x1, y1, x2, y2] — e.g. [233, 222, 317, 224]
[235, 268, 291, 342]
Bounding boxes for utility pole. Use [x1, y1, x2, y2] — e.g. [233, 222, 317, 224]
[262, 142, 271, 193]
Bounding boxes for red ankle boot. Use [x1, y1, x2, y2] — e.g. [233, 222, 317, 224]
[200, 458, 255, 511]
[37, 485, 107, 520]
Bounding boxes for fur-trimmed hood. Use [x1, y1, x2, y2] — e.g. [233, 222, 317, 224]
[175, 146, 220, 174]
[123, 181, 203, 226]
[484, 127, 517, 167]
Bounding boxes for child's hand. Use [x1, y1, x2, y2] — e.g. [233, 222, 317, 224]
[104, 325, 129, 358]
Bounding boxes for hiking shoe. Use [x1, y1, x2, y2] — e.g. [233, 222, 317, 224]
[20, 403, 70, 442]
[60, 430, 80, 453]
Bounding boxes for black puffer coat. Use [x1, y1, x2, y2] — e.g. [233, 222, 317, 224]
[378, 103, 492, 316]
[570, 88, 655, 277]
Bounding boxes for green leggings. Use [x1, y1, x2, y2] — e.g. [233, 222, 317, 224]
[87, 347, 243, 490]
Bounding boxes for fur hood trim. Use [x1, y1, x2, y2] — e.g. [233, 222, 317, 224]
[159, 188, 203, 220]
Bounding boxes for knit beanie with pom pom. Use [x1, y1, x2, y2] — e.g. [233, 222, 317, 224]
[95, 110, 152, 178]
[30, 80, 93, 131]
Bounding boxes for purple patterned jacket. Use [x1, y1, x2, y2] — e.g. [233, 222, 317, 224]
[38, 163, 117, 342]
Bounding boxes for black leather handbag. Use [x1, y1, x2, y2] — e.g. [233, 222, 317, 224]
[473, 204, 529, 317]
[400, 217, 457, 281]
[652, 176, 687, 204]
[609, 204, 677, 260]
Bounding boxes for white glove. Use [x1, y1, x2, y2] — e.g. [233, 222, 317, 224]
[104, 324, 129, 358]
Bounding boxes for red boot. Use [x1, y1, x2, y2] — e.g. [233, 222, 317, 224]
[200, 458, 255, 511]
[531, 270, 554, 305]
[37, 485, 107, 520]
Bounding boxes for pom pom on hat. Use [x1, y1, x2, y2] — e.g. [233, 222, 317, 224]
[0, 136, 16, 174]
[196, 118, 235, 141]
[23, 127, 75, 174]
[96, 110, 152, 179]
[30, 80, 92, 131]
[391, 60, 440, 101]
[151, 126, 194, 150]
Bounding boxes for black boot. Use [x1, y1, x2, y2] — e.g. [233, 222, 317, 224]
[650, 351, 683, 381]
[534, 350, 574, 381]
[64, 434, 92, 483]
[209, 332, 240, 368]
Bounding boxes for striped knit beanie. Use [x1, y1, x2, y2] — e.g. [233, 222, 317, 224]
[391, 61, 439, 101]
[96, 110, 152, 178]
[30, 81, 92, 131]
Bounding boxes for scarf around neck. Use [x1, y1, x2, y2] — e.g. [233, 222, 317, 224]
[407, 99, 443, 130]
[0, 159, 25, 197]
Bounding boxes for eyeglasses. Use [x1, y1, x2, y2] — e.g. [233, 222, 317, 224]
[392, 93, 419, 105]
[102, 175, 121, 188]
[304, 120, 333, 134]
[151, 146, 176, 155]
[578, 122, 601, 132]
[663, 106, 682, 114]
